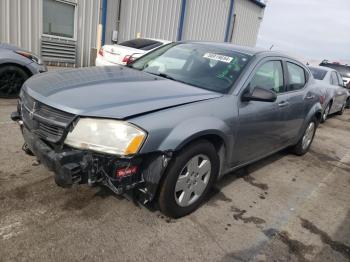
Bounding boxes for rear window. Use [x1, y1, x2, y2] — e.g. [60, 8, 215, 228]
[309, 67, 327, 80]
[319, 63, 350, 78]
[119, 39, 163, 51]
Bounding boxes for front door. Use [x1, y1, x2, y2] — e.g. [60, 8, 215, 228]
[234, 59, 289, 165]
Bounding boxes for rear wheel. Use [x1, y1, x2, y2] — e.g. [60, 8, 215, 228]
[0, 65, 29, 98]
[291, 117, 317, 156]
[321, 103, 330, 123]
[158, 140, 219, 218]
[337, 102, 346, 115]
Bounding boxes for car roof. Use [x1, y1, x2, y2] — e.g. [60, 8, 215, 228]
[180, 41, 299, 59]
[144, 38, 172, 44]
[0, 42, 21, 51]
[125, 38, 171, 44]
[308, 65, 336, 72]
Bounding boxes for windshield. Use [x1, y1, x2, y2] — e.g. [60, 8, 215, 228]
[309, 67, 327, 80]
[130, 43, 252, 93]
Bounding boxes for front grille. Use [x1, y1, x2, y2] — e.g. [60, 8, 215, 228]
[21, 92, 75, 143]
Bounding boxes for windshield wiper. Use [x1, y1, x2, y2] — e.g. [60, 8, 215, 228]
[147, 72, 205, 90]
[151, 72, 176, 81]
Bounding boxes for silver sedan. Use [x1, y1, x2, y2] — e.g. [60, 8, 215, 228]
[0, 43, 47, 98]
[309, 66, 349, 122]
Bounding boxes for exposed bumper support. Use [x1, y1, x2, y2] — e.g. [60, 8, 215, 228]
[18, 122, 171, 202]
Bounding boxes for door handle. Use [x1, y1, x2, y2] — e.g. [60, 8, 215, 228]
[305, 94, 315, 100]
[278, 101, 289, 107]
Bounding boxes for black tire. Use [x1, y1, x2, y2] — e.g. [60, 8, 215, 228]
[345, 98, 350, 109]
[158, 140, 219, 218]
[320, 103, 330, 123]
[337, 102, 346, 115]
[291, 117, 317, 156]
[0, 65, 30, 98]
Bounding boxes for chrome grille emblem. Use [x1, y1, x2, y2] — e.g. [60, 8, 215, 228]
[29, 101, 38, 120]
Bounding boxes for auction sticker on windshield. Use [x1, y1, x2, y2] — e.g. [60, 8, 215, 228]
[203, 53, 233, 63]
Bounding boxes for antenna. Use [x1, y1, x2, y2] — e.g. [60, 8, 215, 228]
[269, 45, 274, 50]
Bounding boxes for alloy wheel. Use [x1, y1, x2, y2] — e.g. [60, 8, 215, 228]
[302, 122, 315, 150]
[0, 70, 26, 97]
[322, 105, 330, 121]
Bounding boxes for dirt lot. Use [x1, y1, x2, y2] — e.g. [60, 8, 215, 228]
[0, 98, 349, 262]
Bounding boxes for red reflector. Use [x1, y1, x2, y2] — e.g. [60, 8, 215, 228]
[320, 95, 325, 105]
[116, 166, 138, 178]
[98, 48, 104, 56]
[122, 55, 131, 63]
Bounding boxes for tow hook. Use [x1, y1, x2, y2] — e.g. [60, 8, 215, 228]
[11, 112, 23, 126]
[22, 143, 35, 156]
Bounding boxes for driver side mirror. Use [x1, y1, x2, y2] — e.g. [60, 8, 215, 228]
[242, 86, 277, 102]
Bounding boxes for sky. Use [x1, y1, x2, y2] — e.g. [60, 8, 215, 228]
[256, 0, 350, 63]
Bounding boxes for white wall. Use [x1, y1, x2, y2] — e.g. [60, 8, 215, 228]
[0, 0, 100, 67]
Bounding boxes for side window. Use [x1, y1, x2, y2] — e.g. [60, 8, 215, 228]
[249, 61, 284, 93]
[330, 72, 339, 86]
[286, 62, 306, 91]
[336, 73, 344, 86]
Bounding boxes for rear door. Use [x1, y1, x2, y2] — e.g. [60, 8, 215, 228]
[282, 61, 311, 141]
[330, 71, 344, 111]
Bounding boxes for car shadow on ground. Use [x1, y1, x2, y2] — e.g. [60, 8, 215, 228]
[131, 148, 289, 215]
[206, 149, 289, 201]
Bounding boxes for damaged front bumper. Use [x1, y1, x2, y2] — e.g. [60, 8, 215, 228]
[11, 110, 171, 203]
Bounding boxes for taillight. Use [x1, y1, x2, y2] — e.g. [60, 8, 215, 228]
[98, 47, 104, 56]
[122, 55, 131, 63]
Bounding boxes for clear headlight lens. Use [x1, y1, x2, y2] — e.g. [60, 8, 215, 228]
[64, 118, 146, 156]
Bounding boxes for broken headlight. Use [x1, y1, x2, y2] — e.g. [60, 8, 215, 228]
[64, 118, 146, 156]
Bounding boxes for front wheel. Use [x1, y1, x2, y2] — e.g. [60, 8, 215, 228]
[158, 140, 219, 218]
[291, 118, 317, 156]
[0, 65, 30, 98]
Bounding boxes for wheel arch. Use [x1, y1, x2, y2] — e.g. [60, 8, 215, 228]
[0, 62, 33, 77]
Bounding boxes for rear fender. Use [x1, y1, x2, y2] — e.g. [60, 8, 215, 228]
[297, 102, 322, 140]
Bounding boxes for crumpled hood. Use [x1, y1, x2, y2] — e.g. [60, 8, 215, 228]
[23, 66, 222, 119]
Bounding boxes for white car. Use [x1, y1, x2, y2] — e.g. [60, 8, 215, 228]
[96, 38, 171, 66]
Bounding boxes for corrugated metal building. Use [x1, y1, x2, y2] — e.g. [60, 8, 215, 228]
[0, 0, 99, 67]
[0, 0, 265, 67]
[106, 0, 265, 45]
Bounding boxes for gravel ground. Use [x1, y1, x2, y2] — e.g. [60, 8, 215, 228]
[0, 98, 349, 262]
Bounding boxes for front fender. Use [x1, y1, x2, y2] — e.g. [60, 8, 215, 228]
[139, 116, 233, 202]
[158, 116, 232, 152]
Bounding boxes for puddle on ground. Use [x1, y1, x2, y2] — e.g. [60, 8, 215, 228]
[262, 228, 315, 262]
[300, 217, 350, 259]
[231, 206, 266, 225]
[243, 175, 269, 191]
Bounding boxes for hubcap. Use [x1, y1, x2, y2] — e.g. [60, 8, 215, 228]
[174, 154, 211, 207]
[341, 104, 345, 112]
[302, 122, 315, 150]
[323, 105, 330, 121]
